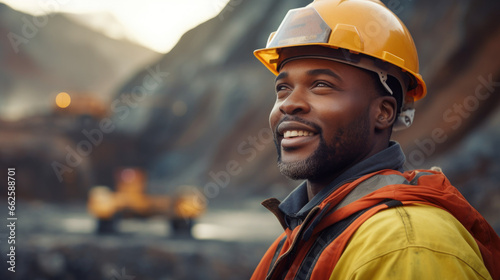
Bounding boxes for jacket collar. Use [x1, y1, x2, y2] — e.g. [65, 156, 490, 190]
[278, 141, 406, 229]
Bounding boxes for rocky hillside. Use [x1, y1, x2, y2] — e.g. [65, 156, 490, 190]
[0, 3, 160, 119]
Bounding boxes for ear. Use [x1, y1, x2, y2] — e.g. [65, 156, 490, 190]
[373, 96, 397, 131]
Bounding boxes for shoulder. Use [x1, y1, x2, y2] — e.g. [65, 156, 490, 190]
[331, 204, 492, 279]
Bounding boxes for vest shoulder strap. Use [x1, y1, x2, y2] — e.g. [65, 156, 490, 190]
[294, 199, 402, 280]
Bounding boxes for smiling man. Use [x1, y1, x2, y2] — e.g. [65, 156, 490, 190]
[251, 0, 500, 279]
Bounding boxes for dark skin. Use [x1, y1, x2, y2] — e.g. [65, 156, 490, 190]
[270, 58, 397, 200]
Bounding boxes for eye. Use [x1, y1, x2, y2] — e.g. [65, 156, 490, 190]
[275, 84, 288, 92]
[314, 81, 332, 88]
[312, 80, 342, 92]
[275, 84, 291, 98]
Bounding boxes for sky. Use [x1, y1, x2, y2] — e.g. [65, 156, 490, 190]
[0, 0, 230, 53]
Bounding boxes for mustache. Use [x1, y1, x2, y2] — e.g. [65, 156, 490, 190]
[273, 115, 323, 138]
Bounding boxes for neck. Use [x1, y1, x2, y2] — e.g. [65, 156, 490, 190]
[307, 181, 325, 201]
[305, 141, 390, 201]
[306, 171, 342, 200]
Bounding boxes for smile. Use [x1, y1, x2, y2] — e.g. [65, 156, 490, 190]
[283, 130, 315, 138]
[280, 130, 319, 151]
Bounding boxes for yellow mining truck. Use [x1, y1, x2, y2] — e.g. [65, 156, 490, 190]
[87, 168, 206, 237]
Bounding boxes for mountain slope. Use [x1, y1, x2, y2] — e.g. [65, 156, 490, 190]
[0, 3, 160, 119]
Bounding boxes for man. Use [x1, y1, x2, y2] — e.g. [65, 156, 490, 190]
[251, 0, 500, 279]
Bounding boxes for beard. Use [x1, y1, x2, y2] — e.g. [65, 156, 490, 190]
[275, 113, 371, 181]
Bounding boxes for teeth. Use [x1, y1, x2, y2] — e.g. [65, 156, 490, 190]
[284, 130, 314, 138]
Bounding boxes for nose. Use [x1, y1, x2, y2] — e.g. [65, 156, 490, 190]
[278, 88, 310, 115]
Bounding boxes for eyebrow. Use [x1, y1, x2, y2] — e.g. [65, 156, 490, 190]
[275, 72, 288, 83]
[306, 68, 342, 81]
[275, 68, 343, 83]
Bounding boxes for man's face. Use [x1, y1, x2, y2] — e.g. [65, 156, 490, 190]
[270, 58, 378, 182]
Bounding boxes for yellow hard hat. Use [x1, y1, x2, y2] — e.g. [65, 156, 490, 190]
[254, 0, 426, 130]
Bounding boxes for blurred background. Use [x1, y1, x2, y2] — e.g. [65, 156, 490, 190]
[0, 0, 499, 279]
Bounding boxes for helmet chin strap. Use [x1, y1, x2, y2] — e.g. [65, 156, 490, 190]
[375, 70, 393, 95]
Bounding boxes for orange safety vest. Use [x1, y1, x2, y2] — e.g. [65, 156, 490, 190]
[251, 169, 500, 280]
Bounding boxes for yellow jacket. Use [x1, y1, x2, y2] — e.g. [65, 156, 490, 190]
[332, 204, 492, 279]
